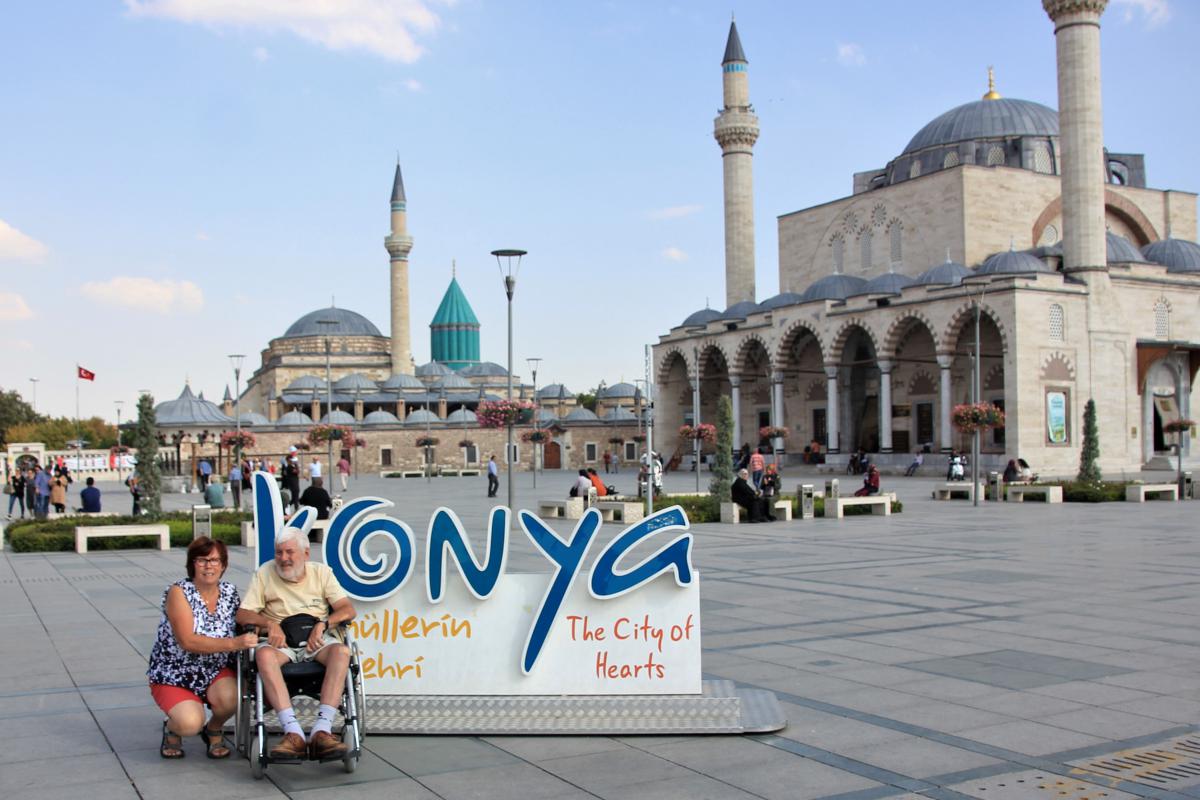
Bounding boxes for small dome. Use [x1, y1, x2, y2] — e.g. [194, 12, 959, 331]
[404, 408, 440, 425]
[458, 362, 508, 377]
[275, 410, 313, 426]
[914, 259, 972, 286]
[602, 406, 637, 421]
[977, 249, 1052, 276]
[903, 97, 1059, 155]
[600, 382, 638, 399]
[853, 272, 916, 297]
[564, 407, 600, 422]
[1106, 232, 1146, 264]
[237, 412, 271, 426]
[284, 375, 327, 392]
[363, 410, 400, 425]
[283, 307, 382, 339]
[332, 373, 378, 392]
[155, 384, 236, 425]
[1142, 238, 1200, 273]
[536, 408, 558, 422]
[320, 410, 357, 425]
[539, 383, 574, 399]
[681, 308, 722, 328]
[446, 408, 477, 423]
[379, 373, 425, 391]
[415, 361, 455, 377]
[800, 274, 868, 303]
[758, 292, 804, 311]
[433, 373, 474, 390]
[718, 300, 762, 320]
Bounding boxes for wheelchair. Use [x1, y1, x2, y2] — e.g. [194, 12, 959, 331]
[233, 623, 366, 779]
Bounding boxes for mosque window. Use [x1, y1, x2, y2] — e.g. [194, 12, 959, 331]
[1154, 300, 1170, 339]
[943, 151, 960, 169]
[908, 160, 921, 179]
[889, 223, 902, 264]
[1039, 224, 1059, 247]
[380, 446, 393, 467]
[831, 234, 844, 273]
[1033, 144, 1053, 174]
[1049, 304, 1065, 341]
[860, 230, 873, 271]
[986, 145, 1005, 167]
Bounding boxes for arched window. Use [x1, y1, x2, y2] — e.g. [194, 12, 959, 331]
[986, 145, 1006, 167]
[1048, 304, 1064, 342]
[943, 151, 960, 169]
[889, 223, 902, 264]
[831, 235, 844, 273]
[860, 230, 872, 272]
[908, 160, 921, 179]
[1154, 300, 1170, 339]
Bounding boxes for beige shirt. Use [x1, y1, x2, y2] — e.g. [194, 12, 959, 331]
[239, 561, 347, 623]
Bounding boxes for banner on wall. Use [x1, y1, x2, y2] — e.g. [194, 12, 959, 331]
[1046, 391, 1067, 444]
[251, 472, 701, 696]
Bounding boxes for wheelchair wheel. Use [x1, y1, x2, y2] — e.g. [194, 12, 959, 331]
[341, 724, 359, 773]
[249, 733, 266, 780]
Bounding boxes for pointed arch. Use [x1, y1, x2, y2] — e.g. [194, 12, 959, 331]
[829, 317, 882, 363]
[942, 303, 1009, 355]
[882, 311, 941, 356]
[731, 334, 773, 376]
[656, 345, 688, 379]
[773, 319, 826, 367]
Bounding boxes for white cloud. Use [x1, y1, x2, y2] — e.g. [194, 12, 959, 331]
[124, 0, 448, 63]
[81, 276, 205, 314]
[836, 42, 866, 67]
[647, 204, 702, 220]
[0, 219, 48, 262]
[0, 292, 34, 321]
[253, 45, 269, 61]
[662, 247, 688, 262]
[195, 231, 211, 241]
[1112, 0, 1170, 27]
[404, 78, 423, 92]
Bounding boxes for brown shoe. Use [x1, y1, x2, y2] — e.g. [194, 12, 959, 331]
[269, 732, 307, 759]
[308, 730, 348, 760]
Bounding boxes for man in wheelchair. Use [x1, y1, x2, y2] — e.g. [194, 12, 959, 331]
[236, 527, 357, 761]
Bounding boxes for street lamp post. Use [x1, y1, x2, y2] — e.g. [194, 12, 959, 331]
[29, 378, 38, 415]
[316, 321, 337, 487]
[114, 400, 124, 483]
[963, 282, 987, 507]
[228, 355, 245, 500]
[692, 347, 701, 493]
[492, 248, 526, 515]
[527, 357, 542, 488]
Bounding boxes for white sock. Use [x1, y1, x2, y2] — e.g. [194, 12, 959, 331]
[311, 703, 338, 736]
[276, 707, 304, 739]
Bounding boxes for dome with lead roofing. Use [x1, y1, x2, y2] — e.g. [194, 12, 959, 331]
[1143, 238, 1200, 273]
[319, 410, 357, 425]
[1106, 232, 1146, 264]
[363, 410, 400, 425]
[155, 385, 235, 426]
[758, 292, 804, 311]
[275, 410, 313, 426]
[799, 274, 868, 303]
[902, 97, 1058, 155]
[853, 272, 916, 297]
[977, 249, 1052, 276]
[680, 308, 722, 328]
[914, 259, 972, 286]
[282, 307, 383, 339]
[379, 374, 425, 391]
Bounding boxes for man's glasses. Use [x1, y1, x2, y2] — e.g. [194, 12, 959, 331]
[195, 557, 224, 567]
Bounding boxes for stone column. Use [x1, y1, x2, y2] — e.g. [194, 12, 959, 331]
[395, 398, 406, 421]
[310, 397, 321, 423]
[354, 399, 365, 421]
[770, 371, 785, 431]
[437, 397, 448, 420]
[937, 354, 954, 452]
[729, 375, 742, 449]
[824, 364, 840, 454]
[878, 359, 894, 453]
[268, 398, 279, 422]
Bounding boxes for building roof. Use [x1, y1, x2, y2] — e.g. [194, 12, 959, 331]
[913, 259, 972, 287]
[363, 410, 400, 425]
[332, 373, 379, 392]
[1143, 238, 1200, 272]
[379, 373, 425, 391]
[600, 382, 638, 399]
[446, 408, 477, 423]
[404, 408, 440, 425]
[430, 278, 480, 327]
[539, 383, 574, 399]
[275, 410, 313, 426]
[681, 308, 722, 328]
[718, 300, 762, 320]
[902, 97, 1059, 155]
[458, 361, 509, 377]
[282, 307, 383, 339]
[722, 20, 746, 63]
[977, 248, 1052, 276]
[800, 274, 868, 303]
[602, 406, 637, 421]
[564, 407, 600, 422]
[853, 272, 916, 297]
[433, 373, 474, 390]
[320, 410, 357, 425]
[1106, 232, 1146, 264]
[415, 361, 455, 377]
[284, 375, 327, 392]
[758, 292, 805, 311]
[391, 162, 406, 203]
[237, 412, 271, 426]
[155, 385, 235, 426]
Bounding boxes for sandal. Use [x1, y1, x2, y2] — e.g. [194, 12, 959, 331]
[203, 726, 231, 759]
[160, 721, 185, 759]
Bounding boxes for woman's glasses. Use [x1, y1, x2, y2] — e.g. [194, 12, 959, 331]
[195, 557, 224, 567]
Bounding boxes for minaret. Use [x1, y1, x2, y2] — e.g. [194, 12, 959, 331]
[385, 161, 415, 374]
[713, 19, 759, 307]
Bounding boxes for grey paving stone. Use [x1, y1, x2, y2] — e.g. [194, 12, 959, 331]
[1036, 707, 1178, 740]
[537, 748, 694, 789]
[261, 750, 406, 792]
[366, 735, 520, 777]
[482, 734, 629, 761]
[287, 777, 444, 799]
[420, 761, 598, 799]
[841, 736, 1003, 777]
[953, 720, 1107, 755]
[0, 751, 128, 795]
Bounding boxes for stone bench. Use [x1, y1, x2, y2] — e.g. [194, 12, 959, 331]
[401, 470, 425, 478]
[719, 500, 792, 524]
[774, 500, 793, 521]
[824, 493, 894, 519]
[1125, 483, 1178, 502]
[1006, 484, 1063, 503]
[537, 498, 584, 519]
[460, 469, 481, 477]
[593, 500, 645, 524]
[75, 524, 170, 554]
[932, 483, 976, 501]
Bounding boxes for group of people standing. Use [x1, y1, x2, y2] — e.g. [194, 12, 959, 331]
[5, 463, 82, 517]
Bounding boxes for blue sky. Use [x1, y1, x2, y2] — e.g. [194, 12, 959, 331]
[2, 0, 1194, 420]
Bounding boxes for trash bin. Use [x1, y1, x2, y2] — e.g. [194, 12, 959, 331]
[988, 471, 1001, 502]
[800, 484, 815, 519]
[825, 478, 839, 501]
[1184, 471, 1193, 500]
[192, 504, 212, 540]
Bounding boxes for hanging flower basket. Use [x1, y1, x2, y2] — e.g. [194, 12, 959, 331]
[1163, 418, 1196, 435]
[416, 436, 439, 448]
[608, 436, 625, 445]
[631, 434, 647, 443]
[308, 423, 354, 446]
[759, 426, 789, 440]
[522, 430, 550, 444]
[353, 436, 367, 448]
[476, 399, 534, 428]
[220, 430, 257, 450]
[952, 402, 1006, 433]
[679, 423, 716, 443]
[457, 439, 475, 448]
[293, 441, 311, 451]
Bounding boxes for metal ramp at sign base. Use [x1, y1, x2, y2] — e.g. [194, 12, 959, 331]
[286, 680, 785, 735]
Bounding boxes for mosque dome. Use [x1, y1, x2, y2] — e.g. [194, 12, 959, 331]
[853, 272, 916, 297]
[284, 375, 326, 393]
[404, 408, 439, 425]
[600, 382, 638, 399]
[363, 410, 400, 425]
[379, 373, 425, 391]
[1106, 232, 1146, 264]
[718, 300, 762, 320]
[415, 361, 455, 378]
[430, 277, 481, 368]
[155, 385, 235, 426]
[977, 249, 1052, 276]
[275, 410, 313, 426]
[602, 406, 637, 421]
[914, 259, 972, 286]
[680, 308, 722, 328]
[539, 383, 574, 399]
[282, 307, 382, 339]
[446, 408, 477, 423]
[433, 373, 474, 390]
[758, 292, 804, 311]
[564, 407, 600, 422]
[332, 373, 378, 392]
[799, 274, 868, 303]
[1142, 238, 1200, 273]
[902, 97, 1058, 155]
[458, 362, 508, 378]
[237, 412, 271, 426]
[320, 410, 357, 425]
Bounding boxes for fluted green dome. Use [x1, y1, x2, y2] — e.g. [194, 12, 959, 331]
[430, 277, 480, 369]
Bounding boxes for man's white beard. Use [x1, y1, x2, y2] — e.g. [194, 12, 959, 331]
[274, 562, 304, 582]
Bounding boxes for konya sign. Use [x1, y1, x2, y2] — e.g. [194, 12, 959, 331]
[252, 472, 701, 695]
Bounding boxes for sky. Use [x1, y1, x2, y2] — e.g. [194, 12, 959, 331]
[2, 0, 1196, 422]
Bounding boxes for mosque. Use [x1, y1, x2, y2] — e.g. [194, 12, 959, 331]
[654, 1, 1200, 477]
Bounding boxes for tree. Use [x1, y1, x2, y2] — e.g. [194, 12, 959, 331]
[1077, 398, 1101, 483]
[709, 396, 734, 502]
[576, 389, 598, 412]
[0, 388, 39, 448]
[6, 416, 116, 449]
[130, 394, 162, 515]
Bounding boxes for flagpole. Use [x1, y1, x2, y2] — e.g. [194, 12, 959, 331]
[76, 365, 82, 476]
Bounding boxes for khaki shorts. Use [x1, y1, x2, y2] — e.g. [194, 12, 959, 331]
[257, 632, 342, 664]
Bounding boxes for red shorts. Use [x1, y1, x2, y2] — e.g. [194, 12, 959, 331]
[150, 667, 235, 714]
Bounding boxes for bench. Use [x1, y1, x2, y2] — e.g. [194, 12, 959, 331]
[1006, 484, 1063, 503]
[460, 469, 480, 477]
[1125, 483, 1178, 502]
[720, 500, 792, 524]
[441, 468, 460, 477]
[824, 493, 894, 519]
[933, 483, 976, 500]
[537, 498, 584, 519]
[774, 500, 793, 521]
[594, 500, 645, 524]
[75, 524, 170, 554]
[401, 470, 425, 478]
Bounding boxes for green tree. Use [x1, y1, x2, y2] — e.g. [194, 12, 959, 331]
[7, 417, 116, 450]
[0, 389, 39, 448]
[576, 389, 598, 412]
[130, 394, 162, 515]
[709, 396, 734, 502]
[1077, 398, 1101, 483]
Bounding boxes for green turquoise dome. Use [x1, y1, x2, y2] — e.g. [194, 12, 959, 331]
[430, 278, 480, 369]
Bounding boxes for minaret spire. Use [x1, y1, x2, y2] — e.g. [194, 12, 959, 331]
[385, 160, 415, 374]
[714, 18, 759, 306]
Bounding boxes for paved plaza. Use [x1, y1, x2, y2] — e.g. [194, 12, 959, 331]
[3, 467, 1199, 799]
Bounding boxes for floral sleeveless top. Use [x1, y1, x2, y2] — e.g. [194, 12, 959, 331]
[146, 579, 240, 695]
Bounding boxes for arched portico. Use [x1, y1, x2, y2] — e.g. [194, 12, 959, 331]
[946, 305, 1007, 454]
[1142, 356, 1192, 462]
[776, 323, 826, 454]
[730, 336, 772, 452]
[832, 323, 882, 453]
[888, 316, 941, 454]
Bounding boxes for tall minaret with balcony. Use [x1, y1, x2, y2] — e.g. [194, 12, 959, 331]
[714, 19, 759, 307]
[385, 161, 415, 374]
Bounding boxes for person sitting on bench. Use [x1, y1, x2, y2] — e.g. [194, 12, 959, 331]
[732, 469, 775, 523]
[854, 465, 881, 497]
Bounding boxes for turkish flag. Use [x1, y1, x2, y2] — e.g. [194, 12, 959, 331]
[78, 366, 95, 381]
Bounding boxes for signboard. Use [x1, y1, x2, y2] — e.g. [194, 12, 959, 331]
[251, 472, 701, 696]
[1046, 391, 1068, 444]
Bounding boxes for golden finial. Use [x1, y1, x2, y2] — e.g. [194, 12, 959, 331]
[982, 66, 1001, 100]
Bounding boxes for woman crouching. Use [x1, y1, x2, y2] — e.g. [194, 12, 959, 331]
[147, 536, 258, 759]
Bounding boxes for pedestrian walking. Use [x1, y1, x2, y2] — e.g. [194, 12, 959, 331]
[129, 475, 142, 516]
[337, 456, 351, 492]
[602, 450, 611, 474]
[6, 470, 25, 518]
[486, 454, 499, 498]
[229, 463, 242, 509]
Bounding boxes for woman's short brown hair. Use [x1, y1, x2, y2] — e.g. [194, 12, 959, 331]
[186, 536, 228, 580]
